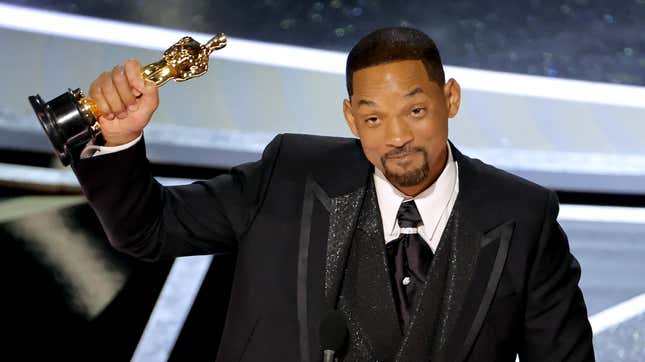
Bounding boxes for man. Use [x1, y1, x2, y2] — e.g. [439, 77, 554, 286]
[73, 27, 594, 361]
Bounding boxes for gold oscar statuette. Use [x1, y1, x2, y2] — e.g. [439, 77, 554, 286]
[28, 33, 227, 165]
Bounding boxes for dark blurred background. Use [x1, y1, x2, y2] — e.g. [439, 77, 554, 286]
[0, 1, 644, 361]
[5, 0, 645, 85]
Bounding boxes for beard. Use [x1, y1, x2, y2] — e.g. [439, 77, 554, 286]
[380, 146, 430, 187]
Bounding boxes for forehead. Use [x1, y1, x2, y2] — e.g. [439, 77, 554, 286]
[351, 60, 438, 98]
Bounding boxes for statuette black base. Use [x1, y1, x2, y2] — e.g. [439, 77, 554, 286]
[29, 89, 94, 166]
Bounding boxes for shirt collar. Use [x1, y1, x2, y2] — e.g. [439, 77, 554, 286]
[373, 143, 457, 239]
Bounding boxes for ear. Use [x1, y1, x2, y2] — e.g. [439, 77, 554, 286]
[343, 98, 360, 137]
[443, 78, 461, 118]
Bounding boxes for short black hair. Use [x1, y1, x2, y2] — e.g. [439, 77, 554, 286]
[346, 27, 445, 97]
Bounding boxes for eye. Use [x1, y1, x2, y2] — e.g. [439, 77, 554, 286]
[364, 116, 380, 126]
[410, 107, 427, 118]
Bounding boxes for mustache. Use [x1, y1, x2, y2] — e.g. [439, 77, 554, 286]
[382, 146, 426, 160]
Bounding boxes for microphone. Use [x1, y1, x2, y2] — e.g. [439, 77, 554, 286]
[320, 310, 348, 362]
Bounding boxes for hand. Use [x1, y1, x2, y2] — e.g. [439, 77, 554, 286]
[88, 59, 159, 146]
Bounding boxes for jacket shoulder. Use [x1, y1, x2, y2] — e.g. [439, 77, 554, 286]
[458, 151, 559, 221]
[272, 133, 371, 196]
[473, 156, 552, 196]
[280, 133, 361, 156]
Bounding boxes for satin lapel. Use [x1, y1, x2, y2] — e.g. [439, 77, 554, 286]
[447, 219, 515, 362]
[432, 142, 515, 362]
[297, 174, 331, 362]
[297, 174, 368, 362]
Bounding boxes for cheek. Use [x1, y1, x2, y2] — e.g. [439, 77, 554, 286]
[413, 112, 448, 140]
[360, 142, 386, 168]
[410, 121, 439, 143]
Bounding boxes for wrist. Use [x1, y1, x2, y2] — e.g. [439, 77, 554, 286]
[104, 132, 142, 147]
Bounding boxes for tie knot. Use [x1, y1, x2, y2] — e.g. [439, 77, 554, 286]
[396, 201, 422, 228]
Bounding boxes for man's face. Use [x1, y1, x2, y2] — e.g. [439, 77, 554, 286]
[343, 60, 461, 195]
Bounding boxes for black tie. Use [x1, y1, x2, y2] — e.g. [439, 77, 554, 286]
[385, 200, 434, 332]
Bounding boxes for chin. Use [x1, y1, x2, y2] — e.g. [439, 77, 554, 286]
[383, 164, 429, 188]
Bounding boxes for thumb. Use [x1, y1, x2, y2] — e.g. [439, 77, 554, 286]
[137, 79, 159, 114]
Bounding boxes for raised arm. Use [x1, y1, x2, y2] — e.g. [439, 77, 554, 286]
[71, 59, 282, 261]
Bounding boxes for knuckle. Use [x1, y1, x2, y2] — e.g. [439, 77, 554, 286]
[101, 90, 121, 111]
[113, 68, 135, 102]
[98, 101, 111, 114]
[100, 83, 114, 97]
[126, 70, 141, 86]
[112, 101, 125, 113]
[112, 67, 126, 83]
[120, 89, 134, 104]
[98, 72, 111, 89]
[88, 83, 98, 98]
[96, 95, 107, 109]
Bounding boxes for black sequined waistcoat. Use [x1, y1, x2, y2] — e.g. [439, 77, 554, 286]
[335, 179, 474, 362]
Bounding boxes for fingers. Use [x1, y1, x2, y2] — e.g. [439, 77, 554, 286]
[124, 59, 144, 95]
[87, 59, 159, 134]
[112, 65, 137, 116]
[88, 60, 146, 120]
[101, 70, 127, 119]
[124, 59, 159, 115]
[137, 78, 160, 115]
[89, 72, 114, 120]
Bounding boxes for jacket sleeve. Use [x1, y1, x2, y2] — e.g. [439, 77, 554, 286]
[71, 134, 283, 261]
[520, 191, 595, 361]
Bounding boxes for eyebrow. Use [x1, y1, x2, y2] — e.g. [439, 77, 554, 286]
[356, 87, 425, 108]
[405, 87, 424, 98]
[357, 99, 377, 108]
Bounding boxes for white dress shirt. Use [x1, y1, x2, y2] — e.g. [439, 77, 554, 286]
[373, 144, 459, 253]
[80, 133, 143, 159]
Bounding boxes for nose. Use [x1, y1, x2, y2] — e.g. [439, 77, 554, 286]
[385, 117, 413, 148]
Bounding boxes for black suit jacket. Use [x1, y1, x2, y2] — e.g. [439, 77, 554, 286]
[72, 133, 594, 361]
